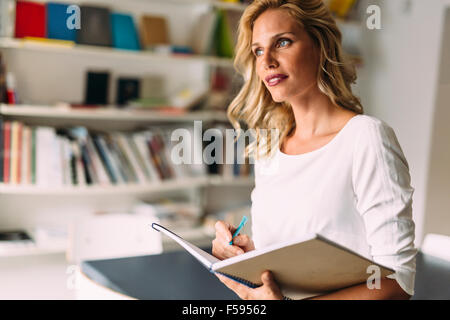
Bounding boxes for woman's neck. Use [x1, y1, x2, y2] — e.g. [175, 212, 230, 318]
[287, 87, 344, 141]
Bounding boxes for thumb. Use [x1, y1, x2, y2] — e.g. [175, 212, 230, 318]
[261, 271, 276, 287]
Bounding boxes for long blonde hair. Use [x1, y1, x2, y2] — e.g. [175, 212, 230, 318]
[227, 0, 363, 159]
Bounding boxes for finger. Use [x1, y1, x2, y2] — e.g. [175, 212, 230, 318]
[261, 271, 274, 286]
[215, 221, 235, 242]
[232, 234, 253, 250]
[216, 274, 249, 299]
[261, 271, 280, 294]
[212, 239, 243, 259]
[222, 244, 244, 258]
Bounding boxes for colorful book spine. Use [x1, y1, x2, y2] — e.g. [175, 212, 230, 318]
[91, 134, 118, 184]
[31, 127, 36, 184]
[46, 2, 77, 41]
[86, 135, 110, 185]
[3, 121, 11, 183]
[0, 118, 3, 182]
[15, 0, 46, 39]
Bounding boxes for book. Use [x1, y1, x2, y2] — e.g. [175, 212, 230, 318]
[35, 126, 56, 186]
[76, 5, 112, 47]
[0, 53, 7, 103]
[84, 71, 110, 105]
[110, 13, 140, 51]
[214, 10, 234, 58]
[115, 133, 146, 184]
[190, 10, 218, 55]
[31, 127, 36, 184]
[91, 133, 119, 184]
[9, 121, 22, 184]
[0, 118, 3, 182]
[2, 121, 11, 183]
[152, 223, 395, 299]
[46, 2, 77, 41]
[14, 0, 46, 39]
[20, 125, 31, 184]
[131, 132, 161, 182]
[85, 135, 110, 186]
[328, 0, 358, 18]
[110, 133, 138, 183]
[116, 77, 140, 106]
[22, 37, 75, 48]
[139, 15, 169, 50]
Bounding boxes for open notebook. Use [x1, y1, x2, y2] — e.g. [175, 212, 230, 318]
[151, 223, 395, 299]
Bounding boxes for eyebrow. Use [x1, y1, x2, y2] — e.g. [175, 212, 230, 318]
[251, 32, 295, 47]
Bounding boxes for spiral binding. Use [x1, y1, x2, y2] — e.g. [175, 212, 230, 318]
[216, 271, 260, 288]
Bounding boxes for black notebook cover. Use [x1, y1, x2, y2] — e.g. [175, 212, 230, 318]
[84, 71, 109, 105]
[77, 5, 112, 47]
[116, 78, 140, 106]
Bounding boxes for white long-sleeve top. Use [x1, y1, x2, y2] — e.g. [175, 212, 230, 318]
[250, 114, 417, 296]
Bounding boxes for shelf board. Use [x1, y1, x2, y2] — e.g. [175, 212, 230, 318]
[0, 175, 254, 196]
[0, 104, 229, 124]
[130, 0, 248, 11]
[0, 244, 66, 258]
[0, 37, 234, 68]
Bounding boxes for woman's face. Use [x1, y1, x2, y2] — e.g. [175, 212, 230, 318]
[252, 8, 319, 103]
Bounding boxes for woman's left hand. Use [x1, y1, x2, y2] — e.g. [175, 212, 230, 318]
[216, 270, 283, 300]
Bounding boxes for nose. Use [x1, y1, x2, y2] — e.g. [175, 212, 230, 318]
[262, 50, 278, 69]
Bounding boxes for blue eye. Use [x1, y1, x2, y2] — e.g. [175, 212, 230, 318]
[254, 48, 263, 57]
[278, 38, 291, 47]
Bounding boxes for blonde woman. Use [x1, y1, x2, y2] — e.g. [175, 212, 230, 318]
[212, 0, 416, 300]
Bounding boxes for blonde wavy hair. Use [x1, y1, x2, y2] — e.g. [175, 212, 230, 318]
[227, 0, 363, 159]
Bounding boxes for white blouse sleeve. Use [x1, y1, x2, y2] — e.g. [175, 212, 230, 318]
[352, 119, 417, 296]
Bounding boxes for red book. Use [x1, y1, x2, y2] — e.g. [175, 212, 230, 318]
[15, 1, 47, 39]
[3, 121, 11, 183]
[16, 122, 23, 184]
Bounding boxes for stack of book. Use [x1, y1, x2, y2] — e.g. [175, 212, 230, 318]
[7, 1, 239, 58]
[0, 120, 210, 186]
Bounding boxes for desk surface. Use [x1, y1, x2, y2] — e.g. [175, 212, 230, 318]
[81, 249, 450, 300]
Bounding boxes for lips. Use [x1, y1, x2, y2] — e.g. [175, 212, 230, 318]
[265, 74, 288, 87]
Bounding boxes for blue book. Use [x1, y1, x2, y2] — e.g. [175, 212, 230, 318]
[46, 2, 77, 41]
[110, 13, 140, 51]
[91, 134, 118, 184]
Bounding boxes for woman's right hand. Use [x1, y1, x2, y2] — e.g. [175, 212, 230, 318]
[212, 220, 255, 260]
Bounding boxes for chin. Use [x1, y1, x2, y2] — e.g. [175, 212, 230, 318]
[269, 92, 287, 103]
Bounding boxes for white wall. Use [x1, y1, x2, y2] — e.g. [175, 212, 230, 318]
[423, 6, 450, 240]
[356, 0, 450, 246]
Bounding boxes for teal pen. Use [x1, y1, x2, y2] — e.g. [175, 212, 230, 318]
[229, 216, 248, 245]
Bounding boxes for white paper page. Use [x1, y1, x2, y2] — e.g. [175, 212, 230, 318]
[151, 223, 219, 268]
[211, 233, 318, 271]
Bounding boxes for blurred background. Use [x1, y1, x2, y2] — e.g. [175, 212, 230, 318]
[0, 0, 449, 299]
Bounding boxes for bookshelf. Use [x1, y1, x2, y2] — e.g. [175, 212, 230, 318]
[0, 0, 255, 265]
[0, 37, 235, 68]
[0, 104, 228, 130]
[0, 103, 255, 260]
[0, 175, 254, 197]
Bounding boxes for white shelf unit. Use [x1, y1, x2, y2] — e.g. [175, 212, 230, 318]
[0, 175, 254, 197]
[0, 105, 255, 258]
[0, 104, 228, 122]
[0, 0, 255, 265]
[0, 37, 234, 68]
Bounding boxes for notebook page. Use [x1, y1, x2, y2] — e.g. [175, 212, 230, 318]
[151, 223, 219, 268]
